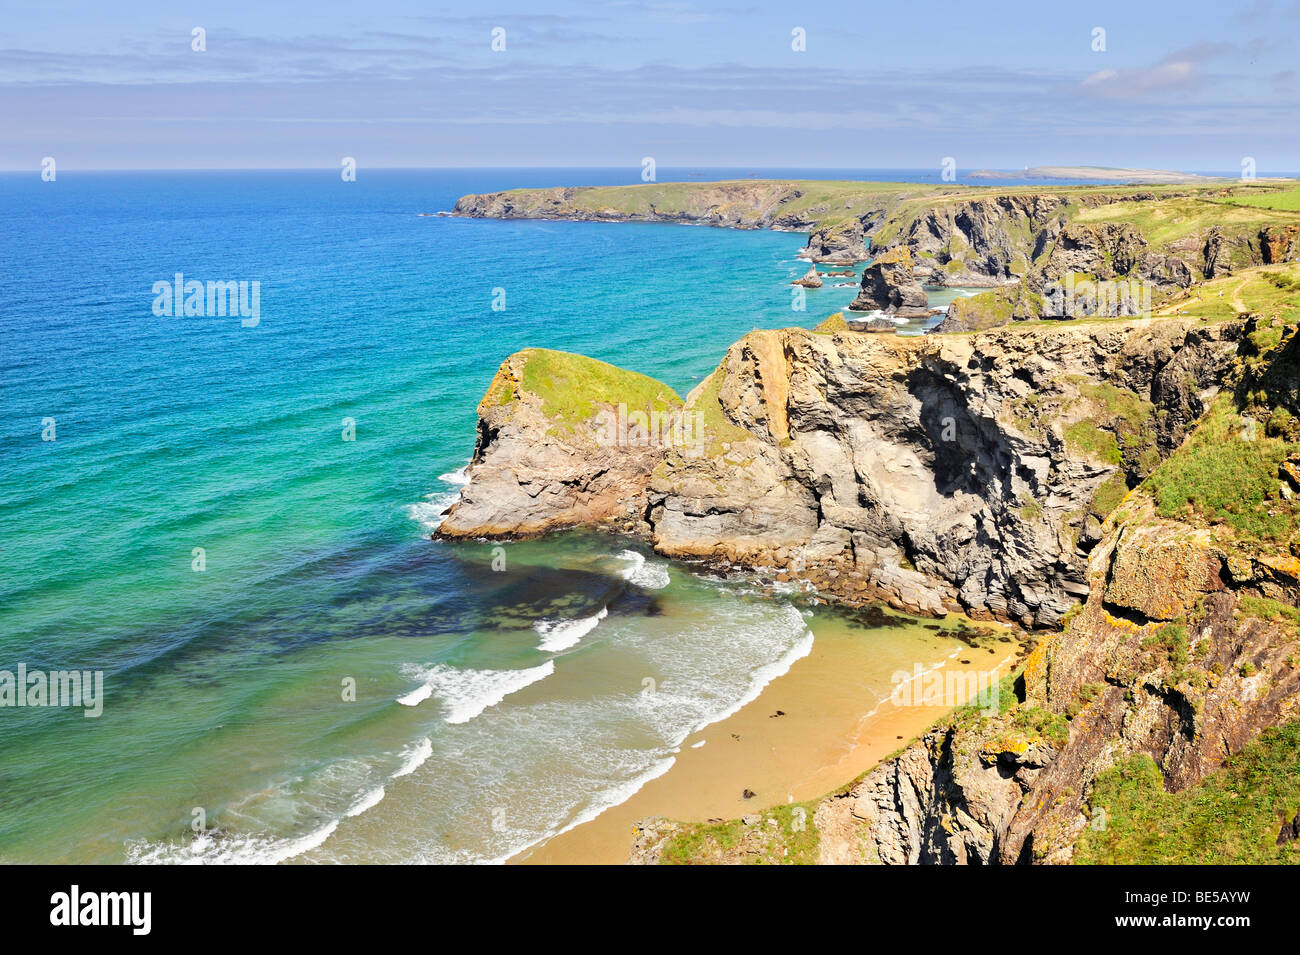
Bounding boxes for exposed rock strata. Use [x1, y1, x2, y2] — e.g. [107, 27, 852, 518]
[848, 248, 929, 315]
[832, 499, 1300, 865]
[441, 319, 1240, 627]
[453, 183, 1300, 309]
[436, 349, 682, 539]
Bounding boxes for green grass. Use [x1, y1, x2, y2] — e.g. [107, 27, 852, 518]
[1238, 595, 1300, 635]
[491, 348, 682, 428]
[1008, 705, 1070, 748]
[814, 311, 847, 333]
[521, 349, 682, 422]
[1075, 721, 1300, 864]
[659, 800, 823, 865]
[1065, 419, 1122, 465]
[1142, 619, 1191, 678]
[1213, 186, 1300, 212]
[1018, 494, 1043, 521]
[941, 285, 1046, 331]
[1143, 394, 1299, 544]
[1161, 265, 1300, 322]
[1076, 193, 1299, 249]
[688, 367, 754, 456]
[1077, 382, 1153, 430]
[1089, 472, 1130, 520]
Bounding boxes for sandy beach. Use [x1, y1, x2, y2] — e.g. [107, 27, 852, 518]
[513, 611, 1023, 864]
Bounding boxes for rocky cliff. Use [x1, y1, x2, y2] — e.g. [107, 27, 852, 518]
[847, 247, 929, 315]
[630, 312, 1300, 865]
[437, 348, 683, 539]
[439, 317, 1241, 628]
[451, 180, 1300, 331]
[450, 180, 895, 263]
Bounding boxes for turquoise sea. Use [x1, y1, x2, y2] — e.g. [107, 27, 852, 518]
[0, 168, 1009, 863]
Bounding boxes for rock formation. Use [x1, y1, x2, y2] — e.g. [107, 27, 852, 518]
[791, 266, 822, 288]
[439, 318, 1240, 627]
[628, 316, 1300, 865]
[436, 348, 684, 539]
[848, 248, 930, 316]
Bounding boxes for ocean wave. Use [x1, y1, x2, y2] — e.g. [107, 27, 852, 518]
[397, 660, 555, 723]
[617, 550, 670, 590]
[393, 737, 433, 778]
[535, 606, 608, 652]
[128, 735, 439, 864]
[404, 491, 458, 533]
[696, 628, 814, 731]
[542, 754, 678, 848]
[438, 465, 470, 485]
[346, 786, 386, 818]
[126, 820, 341, 866]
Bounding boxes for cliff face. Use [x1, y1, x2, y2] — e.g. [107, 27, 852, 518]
[437, 259, 1300, 863]
[847, 247, 929, 315]
[452, 182, 1300, 329]
[802, 317, 1300, 865]
[441, 318, 1240, 628]
[453, 182, 818, 230]
[436, 348, 683, 539]
[871, 191, 1285, 292]
[450, 181, 889, 263]
[827, 496, 1300, 865]
[886, 194, 1073, 287]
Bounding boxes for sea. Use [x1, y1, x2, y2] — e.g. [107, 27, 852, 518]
[0, 166, 1107, 863]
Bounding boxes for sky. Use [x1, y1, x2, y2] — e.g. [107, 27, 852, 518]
[1, 0, 1298, 171]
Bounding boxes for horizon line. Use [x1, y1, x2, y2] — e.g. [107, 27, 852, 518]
[4, 164, 1299, 176]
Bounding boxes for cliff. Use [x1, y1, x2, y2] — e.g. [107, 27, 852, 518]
[439, 316, 1241, 628]
[450, 179, 1300, 325]
[434, 210, 1300, 862]
[437, 348, 683, 538]
[632, 307, 1300, 865]
[449, 179, 919, 263]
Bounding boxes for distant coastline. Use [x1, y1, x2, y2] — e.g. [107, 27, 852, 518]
[967, 165, 1220, 184]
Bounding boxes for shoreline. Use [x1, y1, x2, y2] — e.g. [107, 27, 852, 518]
[511, 611, 1024, 865]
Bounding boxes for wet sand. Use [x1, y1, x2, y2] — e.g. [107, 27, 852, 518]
[513, 612, 1021, 865]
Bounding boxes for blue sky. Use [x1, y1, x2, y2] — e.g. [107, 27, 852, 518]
[2, 0, 1297, 170]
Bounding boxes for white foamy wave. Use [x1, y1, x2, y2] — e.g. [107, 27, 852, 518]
[439, 465, 470, 485]
[405, 491, 458, 532]
[535, 607, 608, 652]
[618, 550, 670, 590]
[347, 786, 386, 818]
[397, 661, 555, 723]
[543, 754, 678, 847]
[695, 628, 814, 732]
[126, 820, 340, 866]
[393, 737, 433, 778]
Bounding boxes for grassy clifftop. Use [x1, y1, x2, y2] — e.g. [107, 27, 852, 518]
[455, 177, 1299, 243]
[481, 347, 682, 426]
